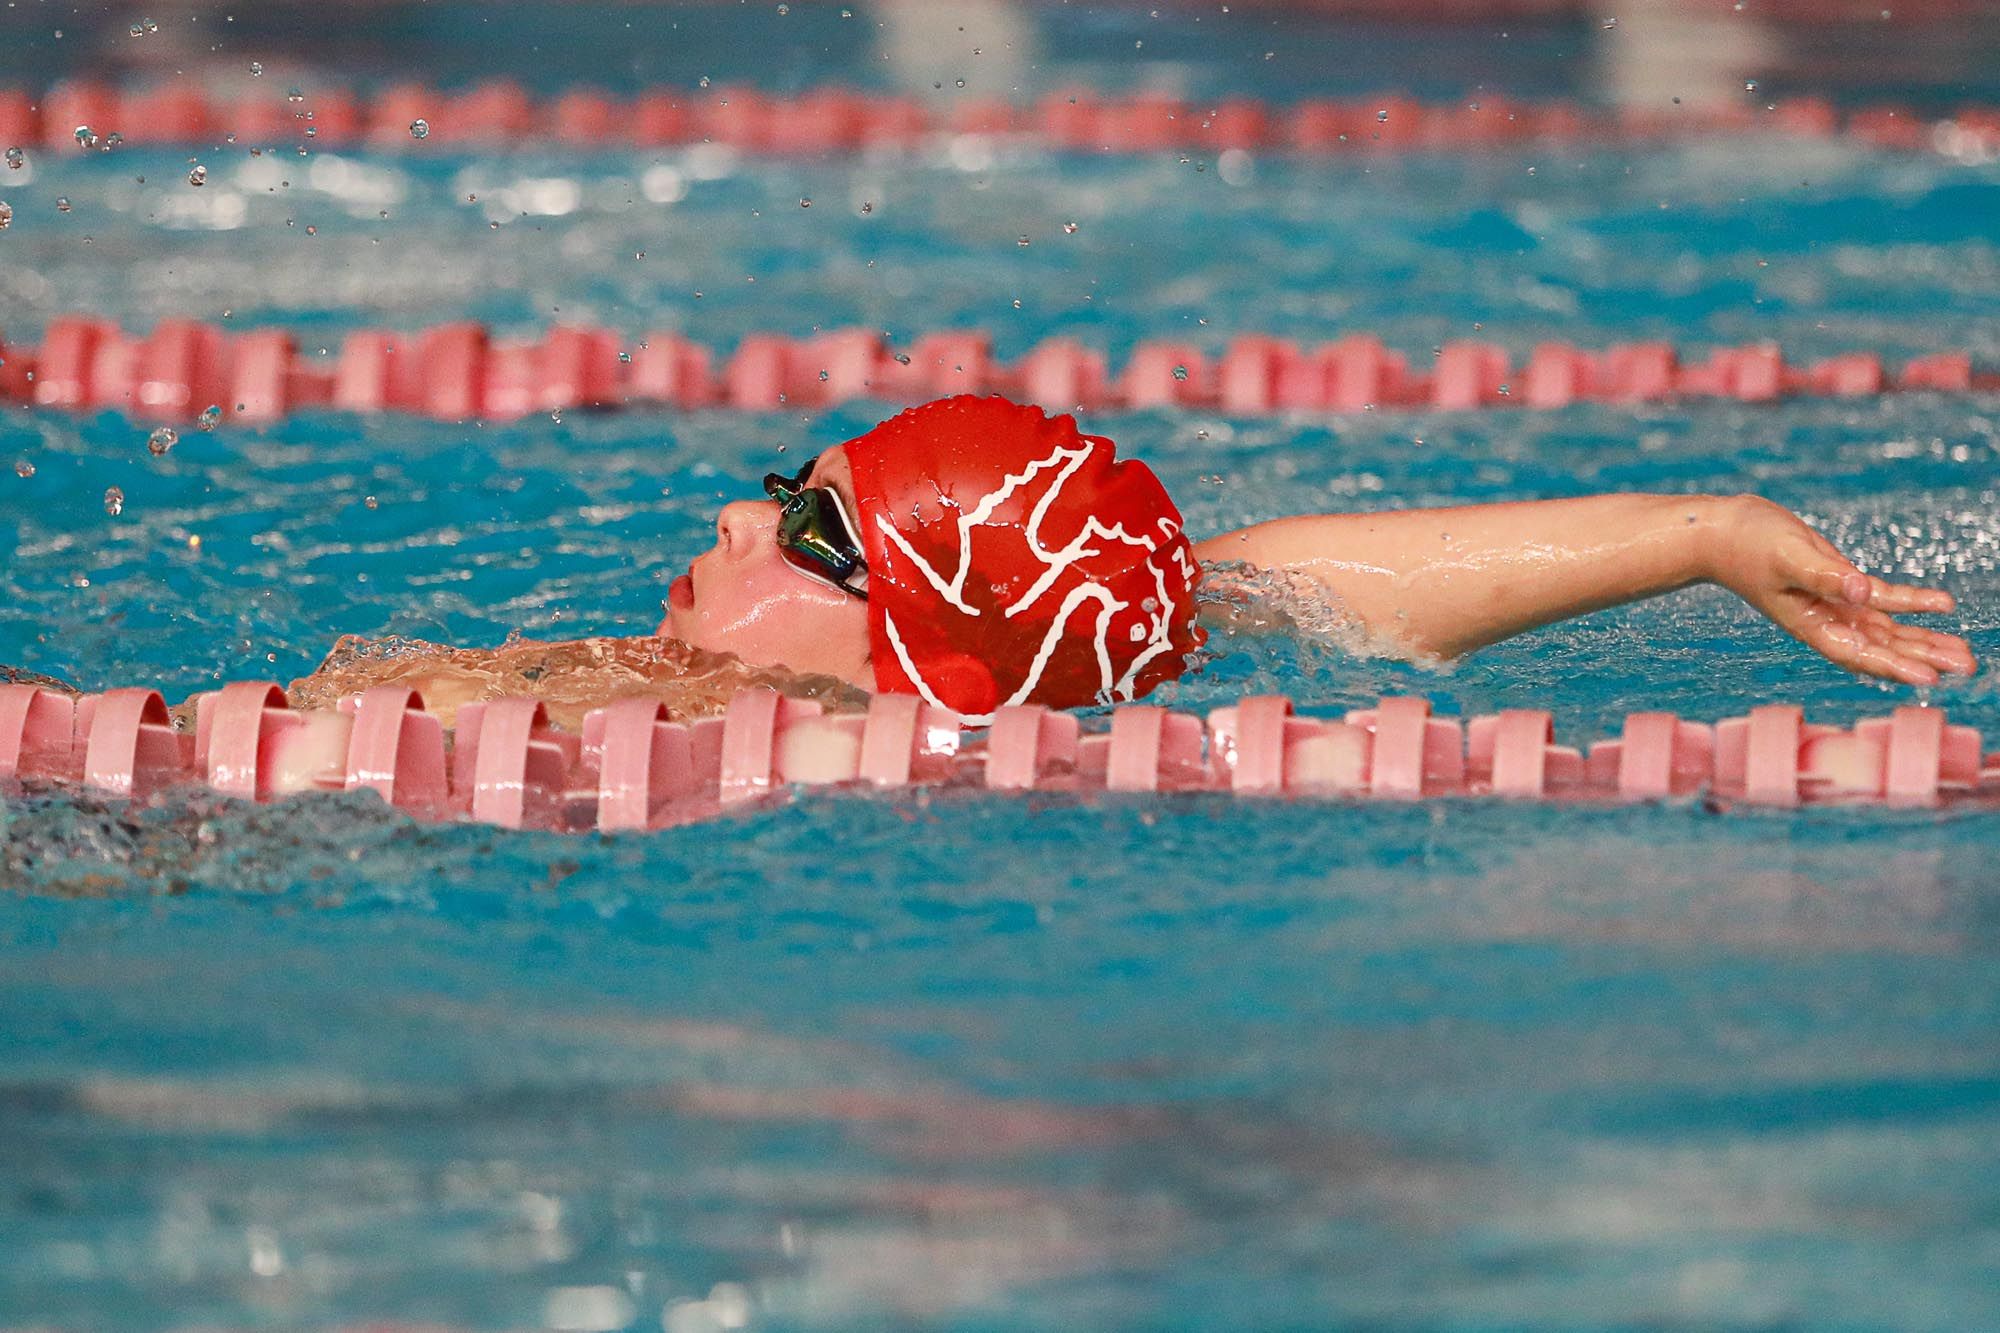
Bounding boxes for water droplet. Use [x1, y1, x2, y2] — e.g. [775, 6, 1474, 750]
[618, 350, 632, 363]
[860, 201, 873, 214]
[1172, 364, 1189, 381]
[187, 163, 207, 186]
[1376, 109, 1389, 123]
[103, 486, 125, 516]
[817, 369, 830, 381]
[101, 131, 122, 151]
[13, 458, 33, 478]
[1601, 16, 1618, 27]
[1017, 234, 1030, 246]
[777, 2, 790, 12]
[128, 20, 145, 37]
[146, 425, 178, 456]
[73, 125, 96, 148]
[698, 76, 711, 89]
[54, 196, 70, 213]
[249, 60, 263, 77]
[894, 353, 912, 365]
[1062, 220, 1078, 234]
[287, 88, 304, 103]
[144, 16, 157, 33]
[196, 405, 220, 431]
[409, 118, 430, 140]
[799, 196, 811, 208]
[1744, 80, 1758, 92]
[5, 147, 22, 170]
[0, 201, 11, 229]
[364, 495, 379, 509]
[840, 6, 853, 15]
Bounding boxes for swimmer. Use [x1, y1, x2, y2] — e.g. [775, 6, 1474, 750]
[297, 395, 1976, 728]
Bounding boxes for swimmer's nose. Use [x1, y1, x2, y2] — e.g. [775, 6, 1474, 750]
[715, 499, 779, 558]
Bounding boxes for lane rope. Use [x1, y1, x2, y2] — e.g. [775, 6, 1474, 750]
[5, 681, 1996, 829]
[6, 82, 1998, 159]
[3, 317, 1988, 424]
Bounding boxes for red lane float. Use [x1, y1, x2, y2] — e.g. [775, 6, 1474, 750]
[9, 83, 1996, 159]
[4, 318, 1990, 424]
[7, 682, 1998, 827]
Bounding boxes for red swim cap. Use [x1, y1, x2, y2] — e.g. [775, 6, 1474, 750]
[843, 395, 1203, 721]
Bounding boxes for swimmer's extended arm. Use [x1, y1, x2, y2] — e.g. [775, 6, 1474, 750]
[1193, 493, 1975, 685]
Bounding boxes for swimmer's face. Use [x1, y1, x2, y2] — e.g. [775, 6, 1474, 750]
[661, 445, 873, 688]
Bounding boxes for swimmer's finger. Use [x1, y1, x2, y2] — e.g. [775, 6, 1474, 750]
[1888, 623, 1979, 674]
[1787, 550, 1958, 614]
[1816, 624, 1942, 685]
[1841, 604, 1979, 674]
[1858, 576, 1957, 614]
[1781, 546, 1868, 603]
[1834, 609, 1975, 676]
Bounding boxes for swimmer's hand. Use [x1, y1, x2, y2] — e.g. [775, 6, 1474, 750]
[1708, 496, 1976, 686]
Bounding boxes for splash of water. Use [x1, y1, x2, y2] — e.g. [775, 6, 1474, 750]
[287, 632, 867, 731]
[1145, 560, 1447, 709]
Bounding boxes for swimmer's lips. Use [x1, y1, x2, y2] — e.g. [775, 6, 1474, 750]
[669, 571, 696, 612]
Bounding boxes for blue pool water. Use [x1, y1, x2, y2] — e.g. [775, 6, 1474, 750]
[4, 6, 2000, 1329]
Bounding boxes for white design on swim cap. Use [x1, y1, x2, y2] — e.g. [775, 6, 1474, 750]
[871, 442, 1101, 617]
[873, 436, 1186, 718]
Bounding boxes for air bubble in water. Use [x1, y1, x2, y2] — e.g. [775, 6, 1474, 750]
[54, 197, 70, 213]
[249, 60, 263, 77]
[0, 201, 11, 229]
[13, 458, 32, 478]
[5, 147, 22, 169]
[196, 404, 221, 431]
[409, 119, 430, 140]
[74, 125, 97, 148]
[187, 163, 207, 186]
[147, 426, 178, 455]
[104, 486, 125, 516]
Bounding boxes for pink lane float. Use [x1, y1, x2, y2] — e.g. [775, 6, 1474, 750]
[4, 81, 1997, 157]
[5, 682, 1996, 831]
[2, 317, 1988, 425]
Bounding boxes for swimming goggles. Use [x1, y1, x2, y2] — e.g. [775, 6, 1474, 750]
[763, 456, 870, 600]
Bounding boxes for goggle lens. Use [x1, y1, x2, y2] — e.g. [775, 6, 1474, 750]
[763, 456, 869, 599]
